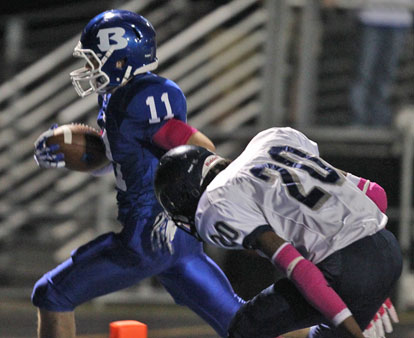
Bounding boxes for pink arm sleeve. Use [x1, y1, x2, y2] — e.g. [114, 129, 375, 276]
[273, 243, 352, 326]
[357, 178, 387, 213]
[348, 173, 387, 213]
[152, 119, 198, 150]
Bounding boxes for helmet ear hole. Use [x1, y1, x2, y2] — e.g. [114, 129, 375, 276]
[190, 188, 200, 198]
[132, 26, 143, 40]
[115, 57, 127, 69]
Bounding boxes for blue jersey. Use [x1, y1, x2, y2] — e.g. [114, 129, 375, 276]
[97, 72, 187, 224]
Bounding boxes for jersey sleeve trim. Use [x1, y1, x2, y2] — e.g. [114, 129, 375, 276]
[358, 178, 371, 194]
[153, 119, 198, 150]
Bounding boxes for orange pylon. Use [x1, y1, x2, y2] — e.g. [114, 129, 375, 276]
[109, 320, 148, 338]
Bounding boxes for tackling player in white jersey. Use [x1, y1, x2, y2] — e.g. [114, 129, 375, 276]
[154, 127, 402, 338]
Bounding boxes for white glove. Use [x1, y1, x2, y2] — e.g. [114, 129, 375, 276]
[151, 212, 177, 254]
[34, 124, 65, 169]
[382, 298, 399, 331]
[363, 298, 399, 338]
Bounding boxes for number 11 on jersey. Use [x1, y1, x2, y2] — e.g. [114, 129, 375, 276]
[146, 92, 174, 124]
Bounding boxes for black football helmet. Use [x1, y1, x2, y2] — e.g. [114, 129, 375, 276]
[154, 145, 229, 239]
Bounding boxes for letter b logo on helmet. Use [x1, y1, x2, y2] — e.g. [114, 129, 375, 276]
[97, 27, 128, 52]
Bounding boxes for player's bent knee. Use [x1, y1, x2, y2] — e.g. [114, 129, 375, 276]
[31, 275, 75, 311]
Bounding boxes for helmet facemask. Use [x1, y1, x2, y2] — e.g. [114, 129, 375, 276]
[169, 214, 201, 241]
[157, 175, 201, 240]
[70, 41, 159, 97]
[70, 42, 112, 97]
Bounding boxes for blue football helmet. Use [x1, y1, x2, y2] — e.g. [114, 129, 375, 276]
[154, 145, 229, 240]
[70, 9, 158, 97]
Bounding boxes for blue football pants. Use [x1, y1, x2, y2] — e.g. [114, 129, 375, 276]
[32, 217, 244, 337]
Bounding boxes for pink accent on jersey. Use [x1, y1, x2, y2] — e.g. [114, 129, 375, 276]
[273, 244, 351, 326]
[153, 119, 198, 150]
[357, 178, 388, 213]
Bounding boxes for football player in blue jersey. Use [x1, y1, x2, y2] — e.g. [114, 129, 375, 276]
[32, 10, 244, 338]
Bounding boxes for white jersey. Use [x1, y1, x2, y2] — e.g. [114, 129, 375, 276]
[196, 128, 388, 264]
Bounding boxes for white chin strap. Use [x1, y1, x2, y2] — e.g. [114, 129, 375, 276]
[133, 59, 159, 76]
[120, 59, 159, 86]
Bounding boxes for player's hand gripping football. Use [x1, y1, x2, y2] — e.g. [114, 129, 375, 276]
[34, 124, 65, 169]
[363, 298, 399, 338]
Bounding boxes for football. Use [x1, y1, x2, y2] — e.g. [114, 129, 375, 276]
[46, 123, 109, 172]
